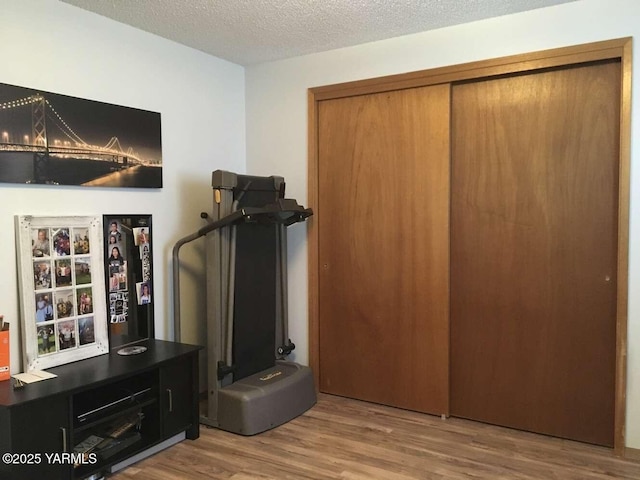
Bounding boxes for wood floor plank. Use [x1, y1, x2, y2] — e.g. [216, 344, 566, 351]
[111, 394, 640, 479]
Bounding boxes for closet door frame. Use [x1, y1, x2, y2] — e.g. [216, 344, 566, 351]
[307, 37, 632, 453]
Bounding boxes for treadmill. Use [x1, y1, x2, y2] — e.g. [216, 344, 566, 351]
[173, 170, 316, 435]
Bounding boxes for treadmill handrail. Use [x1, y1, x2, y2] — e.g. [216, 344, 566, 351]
[172, 200, 313, 342]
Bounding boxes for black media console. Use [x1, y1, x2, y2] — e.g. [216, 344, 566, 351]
[0, 340, 201, 480]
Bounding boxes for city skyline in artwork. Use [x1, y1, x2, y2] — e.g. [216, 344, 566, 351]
[0, 81, 162, 188]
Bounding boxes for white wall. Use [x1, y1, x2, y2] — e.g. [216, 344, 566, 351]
[245, 0, 640, 448]
[0, 0, 245, 372]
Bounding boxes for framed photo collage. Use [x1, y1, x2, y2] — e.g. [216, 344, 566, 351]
[104, 215, 154, 350]
[16, 216, 109, 371]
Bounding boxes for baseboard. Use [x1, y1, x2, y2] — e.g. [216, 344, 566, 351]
[625, 447, 640, 461]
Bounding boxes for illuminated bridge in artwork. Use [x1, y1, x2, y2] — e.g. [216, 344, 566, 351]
[0, 93, 147, 183]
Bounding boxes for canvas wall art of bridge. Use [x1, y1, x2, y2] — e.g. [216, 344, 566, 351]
[0, 82, 162, 188]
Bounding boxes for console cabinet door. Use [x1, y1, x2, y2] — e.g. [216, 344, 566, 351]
[9, 395, 71, 479]
[161, 355, 197, 439]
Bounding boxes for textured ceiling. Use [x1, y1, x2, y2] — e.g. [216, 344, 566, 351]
[60, 0, 579, 66]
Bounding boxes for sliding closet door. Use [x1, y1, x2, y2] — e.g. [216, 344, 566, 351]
[318, 84, 450, 414]
[450, 61, 620, 446]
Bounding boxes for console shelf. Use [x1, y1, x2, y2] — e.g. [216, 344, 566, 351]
[0, 339, 201, 480]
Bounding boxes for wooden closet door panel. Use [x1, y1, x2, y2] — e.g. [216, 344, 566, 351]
[450, 61, 620, 446]
[318, 84, 450, 414]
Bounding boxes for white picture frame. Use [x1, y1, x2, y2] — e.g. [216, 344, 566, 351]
[16, 215, 109, 371]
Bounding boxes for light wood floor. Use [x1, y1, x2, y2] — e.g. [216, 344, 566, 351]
[112, 393, 640, 479]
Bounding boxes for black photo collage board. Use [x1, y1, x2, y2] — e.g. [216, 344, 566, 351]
[103, 215, 154, 348]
